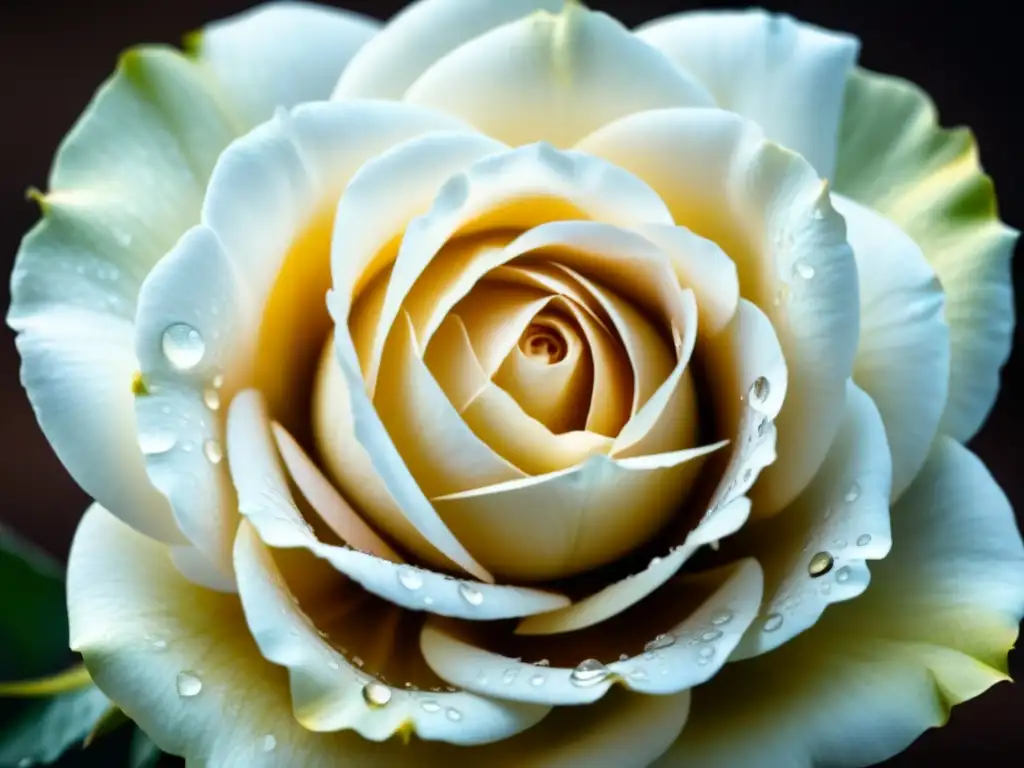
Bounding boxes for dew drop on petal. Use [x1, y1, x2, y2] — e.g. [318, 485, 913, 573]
[844, 482, 861, 503]
[176, 671, 202, 698]
[856, 534, 872, 547]
[446, 707, 463, 722]
[749, 376, 770, 405]
[808, 551, 834, 578]
[763, 613, 784, 632]
[421, 700, 441, 713]
[529, 673, 547, 687]
[212, 373, 225, 388]
[203, 439, 223, 464]
[161, 324, 206, 371]
[203, 388, 221, 410]
[628, 668, 648, 682]
[458, 583, 484, 606]
[793, 259, 816, 280]
[352, 656, 364, 668]
[535, 659, 550, 667]
[644, 634, 675, 653]
[711, 610, 733, 626]
[570, 659, 611, 688]
[700, 630, 722, 642]
[835, 566, 852, 583]
[262, 735, 276, 753]
[618, 653, 629, 661]
[139, 432, 177, 456]
[502, 668, 518, 684]
[398, 567, 423, 591]
[362, 681, 392, 708]
[328, 660, 340, 670]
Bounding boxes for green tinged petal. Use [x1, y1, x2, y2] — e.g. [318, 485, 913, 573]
[834, 67, 1017, 442]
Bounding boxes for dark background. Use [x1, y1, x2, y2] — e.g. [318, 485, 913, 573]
[0, 1, 1020, 765]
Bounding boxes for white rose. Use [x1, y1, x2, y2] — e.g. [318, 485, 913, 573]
[9, 1, 1021, 766]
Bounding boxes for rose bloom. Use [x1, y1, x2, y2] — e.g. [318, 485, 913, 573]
[9, 0, 1022, 765]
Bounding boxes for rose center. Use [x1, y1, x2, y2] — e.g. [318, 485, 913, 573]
[519, 323, 567, 365]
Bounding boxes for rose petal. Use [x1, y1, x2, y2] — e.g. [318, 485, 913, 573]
[404, 1, 713, 147]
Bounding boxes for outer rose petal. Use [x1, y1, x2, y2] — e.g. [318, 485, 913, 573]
[404, 1, 714, 147]
[835, 68, 1017, 441]
[332, 0, 563, 100]
[660, 438, 1024, 767]
[7, 48, 239, 544]
[635, 9, 859, 179]
[190, 1, 379, 129]
[68, 507, 691, 765]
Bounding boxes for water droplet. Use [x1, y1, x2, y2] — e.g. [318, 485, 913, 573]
[139, 431, 177, 456]
[328, 660, 340, 670]
[535, 659, 550, 667]
[711, 610, 733, 626]
[181, 440, 194, 453]
[628, 668, 648, 682]
[362, 681, 392, 708]
[176, 671, 202, 698]
[445, 707, 463, 722]
[352, 656, 364, 668]
[151, 639, 167, 651]
[835, 566, 852, 583]
[856, 534, 872, 547]
[529, 673, 547, 687]
[161, 323, 206, 371]
[648, 556, 663, 568]
[458, 583, 484, 606]
[812, 206, 825, 220]
[843, 482, 861, 503]
[502, 668, 518, 684]
[700, 630, 722, 642]
[698, 646, 715, 659]
[763, 613, 784, 632]
[644, 634, 675, 653]
[793, 260, 816, 280]
[398, 567, 423, 591]
[203, 439, 223, 464]
[742, 467, 753, 483]
[421, 700, 441, 713]
[618, 653, 629, 661]
[203, 388, 221, 410]
[570, 659, 611, 688]
[832, 538, 847, 549]
[808, 551, 834, 578]
[749, 376, 770, 405]
[212, 373, 224, 388]
[445, 685, 458, 693]
[262, 734, 276, 752]
[757, 417, 770, 438]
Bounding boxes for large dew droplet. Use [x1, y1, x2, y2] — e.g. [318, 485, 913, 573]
[763, 613, 784, 633]
[749, 376, 770, 405]
[139, 431, 177, 456]
[203, 388, 221, 411]
[808, 551, 834, 578]
[711, 610, 733, 626]
[362, 681, 392, 708]
[843, 482, 861, 503]
[203, 439, 223, 464]
[835, 566, 852, 583]
[856, 534, 872, 547]
[570, 659, 611, 688]
[161, 324, 206, 371]
[445, 708, 463, 722]
[458, 583, 484, 606]
[176, 671, 203, 698]
[421, 700, 441, 713]
[398, 567, 424, 591]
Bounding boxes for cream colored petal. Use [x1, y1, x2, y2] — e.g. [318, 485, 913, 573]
[332, 0, 562, 100]
[404, 1, 713, 147]
[425, 560, 760, 703]
[374, 313, 525, 496]
[67, 505, 431, 767]
[192, 2, 378, 129]
[431, 436, 727, 583]
[426, 314, 613, 475]
[636, 223, 740, 337]
[361, 141, 673, 392]
[271, 422, 403, 562]
[835, 194, 949, 500]
[636, 9, 859, 178]
[7, 47, 240, 544]
[662, 437, 1024, 768]
[835, 67, 1017, 441]
[580, 108, 855, 514]
[515, 497, 750, 636]
[730, 381, 893, 661]
[229, 389, 567, 618]
[133, 225, 246, 586]
[234, 522, 550, 745]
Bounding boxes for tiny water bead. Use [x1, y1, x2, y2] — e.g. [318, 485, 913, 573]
[458, 583, 484, 606]
[421, 700, 442, 713]
[529, 673, 547, 687]
[203, 439, 223, 464]
[749, 376, 770, 405]
[644, 633, 676, 653]
[502, 669, 518, 684]
[808, 551, 834, 578]
[793, 259, 816, 280]
[203, 387, 221, 410]
[835, 566, 852, 583]
[176, 671, 203, 698]
[212, 373, 225, 388]
[446, 708, 463, 722]
[398, 567, 424, 591]
[362, 681, 393, 708]
[763, 613, 784, 632]
[856, 534, 873, 547]
[352, 656, 365, 668]
[570, 659, 611, 688]
[161, 323, 206, 371]
[711, 610, 733, 626]
[700, 630, 722, 642]
[535, 659, 550, 667]
[262, 735, 277, 753]
[139, 431, 177, 456]
[843, 481, 861, 503]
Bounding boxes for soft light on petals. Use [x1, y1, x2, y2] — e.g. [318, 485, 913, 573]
[404, 1, 714, 147]
[579, 108, 856, 514]
[835, 68, 1017, 441]
[636, 9, 859, 178]
[730, 382, 893, 660]
[663, 438, 1024, 767]
[192, 2, 379, 129]
[835, 194, 949, 500]
[332, 0, 563, 100]
[233, 522, 550, 744]
[229, 389, 567, 618]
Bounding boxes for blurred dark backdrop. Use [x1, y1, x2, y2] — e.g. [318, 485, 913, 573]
[0, 0, 1020, 765]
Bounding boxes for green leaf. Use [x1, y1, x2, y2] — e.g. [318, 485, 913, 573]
[0, 526, 70, 681]
[129, 729, 163, 768]
[0, 684, 110, 766]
